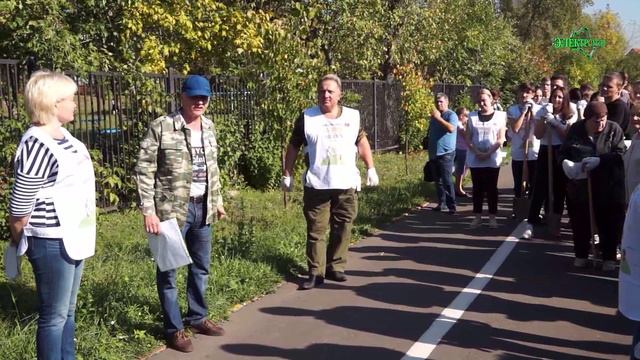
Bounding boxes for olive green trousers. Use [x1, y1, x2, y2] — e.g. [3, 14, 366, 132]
[303, 187, 358, 276]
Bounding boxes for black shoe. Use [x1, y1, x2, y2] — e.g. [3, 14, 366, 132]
[326, 271, 347, 282]
[432, 206, 442, 212]
[300, 275, 324, 290]
[448, 208, 456, 215]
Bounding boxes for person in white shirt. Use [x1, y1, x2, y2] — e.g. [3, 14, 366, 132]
[507, 83, 542, 211]
[465, 89, 507, 228]
[282, 74, 379, 290]
[523, 86, 577, 239]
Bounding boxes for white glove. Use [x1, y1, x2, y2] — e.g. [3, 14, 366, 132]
[544, 103, 554, 115]
[562, 159, 587, 180]
[366, 168, 379, 186]
[281, 176, 292, 192]
[524, 100, 535, 111]
[582, 157, 600, 172]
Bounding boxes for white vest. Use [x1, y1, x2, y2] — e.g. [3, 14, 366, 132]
[17, 127, 96, 260]
[466, 111, 507, 168]
[303, 106, 361, 190]
[619, 186, 640, 320]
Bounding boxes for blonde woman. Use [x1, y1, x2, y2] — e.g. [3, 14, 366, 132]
[465, 89, 507, 228]
[8, 71, 96, 359]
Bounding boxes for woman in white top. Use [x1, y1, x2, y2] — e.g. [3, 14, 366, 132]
[8, 71, 96, 359]
[524, 86, 577, 235]
[465, 89, 507, 228]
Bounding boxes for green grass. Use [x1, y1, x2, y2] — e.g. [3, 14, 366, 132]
[0, 152, 433, 359]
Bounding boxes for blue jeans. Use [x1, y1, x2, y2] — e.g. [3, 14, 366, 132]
[434, 151, 456, 210]
[156, 201, 212, 336]
[26, 237, 84, 360]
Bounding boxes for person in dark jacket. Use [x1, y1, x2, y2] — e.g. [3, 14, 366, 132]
[600, 72, 631, 138]
[560, 101, 626, 271]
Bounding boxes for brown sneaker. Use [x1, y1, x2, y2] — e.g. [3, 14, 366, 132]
[167, 329, 193, 353]
[191, 319, 225, 336]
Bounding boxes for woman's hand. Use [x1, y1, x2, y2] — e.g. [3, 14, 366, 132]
[8, 215, 29, 246]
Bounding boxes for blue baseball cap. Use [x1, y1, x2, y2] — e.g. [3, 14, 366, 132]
[181, 75, 212, 97]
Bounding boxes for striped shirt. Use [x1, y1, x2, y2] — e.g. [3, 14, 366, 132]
[9, 136, 77, 229]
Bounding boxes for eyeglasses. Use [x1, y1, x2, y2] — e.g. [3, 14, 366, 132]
[187, 95, 209, 102]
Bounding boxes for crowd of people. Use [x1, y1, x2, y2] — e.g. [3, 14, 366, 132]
[5, 68, 640, 358]
[426, 71, 640, 359]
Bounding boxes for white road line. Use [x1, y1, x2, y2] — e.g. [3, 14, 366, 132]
[401, 221, 528, 360]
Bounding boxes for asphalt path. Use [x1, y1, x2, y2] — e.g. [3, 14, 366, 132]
[150, 164, 632, 360]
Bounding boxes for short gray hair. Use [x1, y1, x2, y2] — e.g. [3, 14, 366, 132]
[436, 93, 448, 100]
[318, 73, 342, 90]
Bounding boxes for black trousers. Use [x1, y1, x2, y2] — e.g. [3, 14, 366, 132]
[566, 181, 625, 261]
[470, 167, 500, 214]
[528, 145, 567, 222]
[512, 159, 537, 198]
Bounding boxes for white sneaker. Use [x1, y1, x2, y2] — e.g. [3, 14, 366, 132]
[488, 216, 498, 228]
[602, 260, 617, 271]
[573, 258, 588, 268]
[522, 224, 533, 239]
[469, 216, 482, 229]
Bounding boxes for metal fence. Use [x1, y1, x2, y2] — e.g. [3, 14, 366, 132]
[342, 80, 404, 151]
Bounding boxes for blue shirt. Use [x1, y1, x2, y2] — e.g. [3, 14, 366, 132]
[428, 109, 458, 157]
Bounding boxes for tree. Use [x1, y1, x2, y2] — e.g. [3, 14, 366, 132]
[120, 1, 271, 74]
[620, 50, 640, 82]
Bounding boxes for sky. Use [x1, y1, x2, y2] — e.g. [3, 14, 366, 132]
[584, 0, 640, 51]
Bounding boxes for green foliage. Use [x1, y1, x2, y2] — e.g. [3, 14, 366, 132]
[620, 51, 640, 82]
[397, 65, 434, 151]
[0, 98, 28, 241]
[90, 150, 124, 208]
[453, 92, 475, 112]
[120, 1, 270, 74]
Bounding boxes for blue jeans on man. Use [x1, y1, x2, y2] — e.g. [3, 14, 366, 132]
[27, 237, 84, 360]
[435, 151, 456, 211]
[156, 201, 212, 336]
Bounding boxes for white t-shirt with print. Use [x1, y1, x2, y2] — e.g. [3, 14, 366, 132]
[190, 131, 207, 197]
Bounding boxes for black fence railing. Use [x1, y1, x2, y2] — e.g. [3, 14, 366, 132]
[342, 79, 404, 151]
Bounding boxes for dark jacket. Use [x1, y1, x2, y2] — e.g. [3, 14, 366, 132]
[559, 120, 626, 205]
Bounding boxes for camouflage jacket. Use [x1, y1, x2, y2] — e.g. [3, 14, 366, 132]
[135, 111, 223, 228]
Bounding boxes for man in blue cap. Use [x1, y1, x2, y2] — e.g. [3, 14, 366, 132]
[135, 75, 226, 352]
